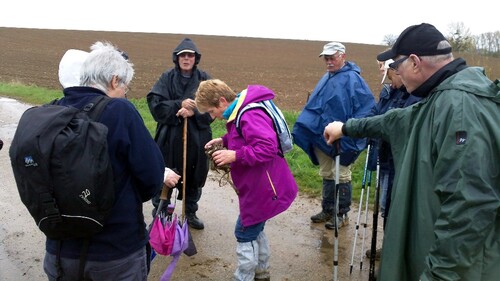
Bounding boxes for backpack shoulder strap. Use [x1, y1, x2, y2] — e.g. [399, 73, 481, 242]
[47, 98, 61, 105]
[83, 95, 112, 121]
[235, 102, 268, 136]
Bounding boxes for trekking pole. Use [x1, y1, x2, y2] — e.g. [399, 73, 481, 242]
[349, 143, 371, 274]
[333, 141, 340, 281]
[368, 158, 381, 281]
[360, 166, 373, 271]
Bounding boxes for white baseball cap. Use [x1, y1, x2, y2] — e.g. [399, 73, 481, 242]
[319, 42, 346, 57]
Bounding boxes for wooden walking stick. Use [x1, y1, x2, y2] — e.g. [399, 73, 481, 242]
[182, 117, 197, 256]
[182, 117, 187, 221]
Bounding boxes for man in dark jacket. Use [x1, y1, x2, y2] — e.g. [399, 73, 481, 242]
[147, 38, 212, 229]
[324, 23, 500, 281]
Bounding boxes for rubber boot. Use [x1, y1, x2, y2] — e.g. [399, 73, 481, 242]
[254, 232, 270, 280]
[234, 241, 258, 281]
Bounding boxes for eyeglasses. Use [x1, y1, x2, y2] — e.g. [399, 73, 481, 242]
[178, 52, 195, 58]
[389, 56, 408, 71]
[323, 53, 343, 62]
[123, 84, 131, 95]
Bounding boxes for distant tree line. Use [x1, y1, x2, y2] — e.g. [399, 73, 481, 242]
[382, 22, 500, 58]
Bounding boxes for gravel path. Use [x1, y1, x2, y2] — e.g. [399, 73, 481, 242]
[0, 97, 383, 281]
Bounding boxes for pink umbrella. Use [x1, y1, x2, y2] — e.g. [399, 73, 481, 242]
[149, 211, 177, 256]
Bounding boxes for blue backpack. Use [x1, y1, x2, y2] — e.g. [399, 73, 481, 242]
[235, 100, 293, 156]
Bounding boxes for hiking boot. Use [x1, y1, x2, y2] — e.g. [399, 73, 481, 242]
[365, 248, 382, 260]
[325, 214, 349, 230]
[186, 213, 204, 230]
[310, 211, 332, 223]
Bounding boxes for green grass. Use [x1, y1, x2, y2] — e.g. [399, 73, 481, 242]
[0, 82, 375, 207]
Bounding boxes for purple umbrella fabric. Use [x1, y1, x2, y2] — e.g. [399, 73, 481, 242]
[160, 218, 189, 281]
[149, 215, 177, 256]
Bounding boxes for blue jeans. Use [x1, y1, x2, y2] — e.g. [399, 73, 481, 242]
[234, 216, 266, 242]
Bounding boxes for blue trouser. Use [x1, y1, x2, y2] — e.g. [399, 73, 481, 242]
[235, 216, 266, 242]
[379, 171, 389, 218]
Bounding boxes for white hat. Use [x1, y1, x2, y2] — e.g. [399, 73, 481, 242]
[380, 59, 394, 84]
[319, 42, 346, 57]
[58, 49, 89, 88]
[176, 49, 196, 55]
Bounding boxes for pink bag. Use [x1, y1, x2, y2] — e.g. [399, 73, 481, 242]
[149, 215, 177, 256]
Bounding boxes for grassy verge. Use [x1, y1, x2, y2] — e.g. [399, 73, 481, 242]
[0, 82, 375, 207]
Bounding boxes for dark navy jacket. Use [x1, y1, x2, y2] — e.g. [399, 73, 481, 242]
[46, 87, 165, 261]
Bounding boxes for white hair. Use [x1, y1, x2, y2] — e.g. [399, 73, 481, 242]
[80, 41, 134, 93]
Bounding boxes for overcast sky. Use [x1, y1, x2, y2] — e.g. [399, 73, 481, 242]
[1, 0, 498, 45]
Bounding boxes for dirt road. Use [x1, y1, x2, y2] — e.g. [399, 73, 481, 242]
[0, 97, 383, 281]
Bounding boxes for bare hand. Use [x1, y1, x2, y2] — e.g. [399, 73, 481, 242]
[205, 138, 223, 150]
[212, 149, 236, 166]
[164, 168, 181, 188]
[176, 107, 194, 118]
[324, 121, 344, 145]
[181, 98, 196, 110]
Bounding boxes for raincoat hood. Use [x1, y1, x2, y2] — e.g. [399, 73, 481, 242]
[172, 38, 201, 67]
[227, 85, 275, 123]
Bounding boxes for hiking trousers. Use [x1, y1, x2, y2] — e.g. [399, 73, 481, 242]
[43, 247, 148, 281]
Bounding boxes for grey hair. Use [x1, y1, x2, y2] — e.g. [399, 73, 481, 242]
[80, 41, 134, 93]
[421, 40, 454, 63]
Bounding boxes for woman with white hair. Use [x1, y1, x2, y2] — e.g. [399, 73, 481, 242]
[43, 41, 168, 281]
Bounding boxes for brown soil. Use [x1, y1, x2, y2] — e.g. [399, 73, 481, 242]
[1, 27, 498, 111]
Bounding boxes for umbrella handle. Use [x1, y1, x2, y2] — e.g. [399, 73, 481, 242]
[182, 118, 187, 220]
[159, 184, 169, 200]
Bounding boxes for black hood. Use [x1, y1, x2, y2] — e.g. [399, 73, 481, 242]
[172, 38, 202, 66]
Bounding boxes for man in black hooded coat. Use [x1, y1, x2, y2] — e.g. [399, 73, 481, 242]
[147, 38, 212, 229]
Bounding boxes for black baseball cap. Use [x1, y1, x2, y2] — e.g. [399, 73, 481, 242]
[377, 23, 452, 61]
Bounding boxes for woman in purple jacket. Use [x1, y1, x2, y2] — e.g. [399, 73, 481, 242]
[195, 79, 298, 281]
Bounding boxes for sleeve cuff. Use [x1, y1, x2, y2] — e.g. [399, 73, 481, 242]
[341, 123, 347, 136]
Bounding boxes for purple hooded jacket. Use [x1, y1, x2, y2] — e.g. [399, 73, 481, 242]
[221, 85, 298, 227]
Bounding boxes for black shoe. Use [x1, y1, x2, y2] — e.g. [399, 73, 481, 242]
[325, 214, 349, 230]
[186, 213, 204, 230]
[366, 248, 382, 260]
[310, 211, 332, 223]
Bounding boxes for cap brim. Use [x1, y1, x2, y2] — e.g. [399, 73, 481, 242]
[177, 49, 196, 55]
[377, 49, 396, 61]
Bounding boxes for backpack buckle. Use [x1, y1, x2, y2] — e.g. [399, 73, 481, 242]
[40, 193, 62, 223]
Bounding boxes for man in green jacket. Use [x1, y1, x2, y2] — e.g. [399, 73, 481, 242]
[324, 23, 500, 281]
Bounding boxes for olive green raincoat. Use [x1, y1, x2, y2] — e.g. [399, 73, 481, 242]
[345, 61, 500, 281]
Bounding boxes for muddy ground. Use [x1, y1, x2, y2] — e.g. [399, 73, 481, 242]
[0, 97, 383, 280]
